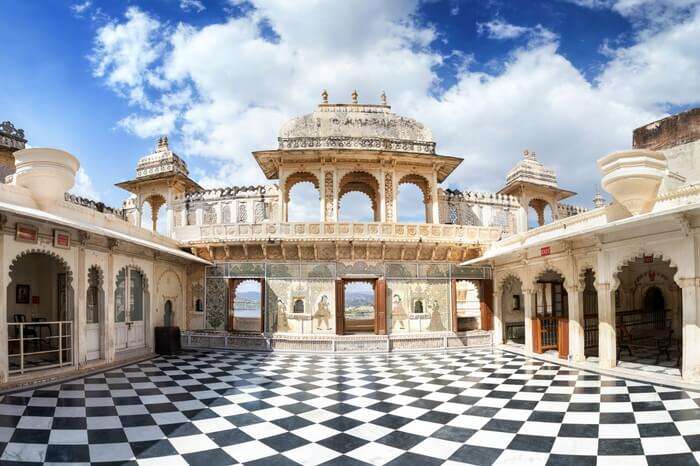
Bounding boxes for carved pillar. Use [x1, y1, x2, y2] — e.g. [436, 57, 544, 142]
[567, 284, 585, 362]
[523, 289, 536, 353]
[0, 225, 7, 383]
[76, 245, 87, 366]
[678, 277, 700, 381]
[597, 282, 616, 369]
[493, 290, 503, 344]
[430, 174, 439, 224]
[105, 246, 116, 363]
[322, 171, 336, 222]
[383, 172, 395, 223]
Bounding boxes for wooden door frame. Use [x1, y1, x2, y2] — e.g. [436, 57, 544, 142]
[337, 277, 384, 335]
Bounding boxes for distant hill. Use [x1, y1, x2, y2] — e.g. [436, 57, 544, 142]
[345, 291, 374, 307]
[236, 291, 261, 302]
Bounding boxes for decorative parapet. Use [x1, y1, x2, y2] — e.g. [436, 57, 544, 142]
[175, 221, 502, 245]
[443, 189, 520, 207]
[65, 193, 127, 220]
[0, 121, 26, 151]
[278, 136, 436, 154]
[180, 184, 279, 202]
[558, 203, 588, 218]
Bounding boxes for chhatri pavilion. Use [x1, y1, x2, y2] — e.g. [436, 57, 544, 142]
[1, 94, 700, 389]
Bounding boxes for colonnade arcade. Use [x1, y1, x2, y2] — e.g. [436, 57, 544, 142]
[493, 246, 697, 380]
[279, 166, 440, 223]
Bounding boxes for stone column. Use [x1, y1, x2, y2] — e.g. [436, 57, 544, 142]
[320, 170, 327, 221]
[430, 174, 440, 224]
[76, 246, 87, 366]
[0, 226, 7, 383]
[678, 277, 700, 381]
[492, 290, 503, 345]
[567, 284, 585, 362]
[597, 282, 616, 369]
[523, 289, 536, 353]
[105, 248, 116, 363]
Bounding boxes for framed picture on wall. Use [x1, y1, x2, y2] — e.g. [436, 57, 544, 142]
[512, 295, 521, 311]
[53, 229, 71, 249]
[16, 284, 30, 304]
[15, 223, 38, 243]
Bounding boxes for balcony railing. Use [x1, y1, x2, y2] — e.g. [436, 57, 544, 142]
[8, 321, 73, 375]
[174, 221, 503, 244]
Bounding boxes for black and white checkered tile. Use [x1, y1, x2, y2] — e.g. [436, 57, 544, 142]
[2, 348, 700, 465]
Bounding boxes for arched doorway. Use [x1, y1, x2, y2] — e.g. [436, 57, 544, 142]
[228, 279, 264, 333]
[397, 174, 431, 223]
[164, 300, 173, 327]
[7, 251, 74, 375]
[454, 280, 480, 331]
[86, 265, 105, 361]
[614, 255, 680, 374]
[343, 281, 376, 334]
[114, 267, 149, 352]
[533, 270, 568, 355]
[500, 276, 524, 345]
[338, 171, 380, 222]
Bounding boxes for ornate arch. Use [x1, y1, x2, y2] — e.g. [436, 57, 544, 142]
[398, 173, 431, 203]
[283, 172, 320, 202]
[115, 264, 150, 292]
[9, 249, 73, 284]
[496, 273, 523, 294]
[338, 171, 380, 218]
[531, 266, 568, 290]
[87, 264, 104, 288]
[611, 250, 679, 290]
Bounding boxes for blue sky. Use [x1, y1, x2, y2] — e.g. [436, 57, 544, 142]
[2, 0, 699, 225]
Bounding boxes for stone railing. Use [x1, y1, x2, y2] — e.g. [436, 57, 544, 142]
[174, 221, 503, 244]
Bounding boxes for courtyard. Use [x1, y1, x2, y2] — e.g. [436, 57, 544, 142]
[1, 349, 700, 465]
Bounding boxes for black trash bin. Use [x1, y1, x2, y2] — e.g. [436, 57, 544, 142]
[155, 326, 181, 355]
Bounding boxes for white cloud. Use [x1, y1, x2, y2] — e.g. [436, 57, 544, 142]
[180, 0, 205, 13]
[87, 0, 699, 209]
[71, 1, 91, 15]
[91, 7, 165, 105]
[477, 19, 529, 40]
[70, 167, 101, 201]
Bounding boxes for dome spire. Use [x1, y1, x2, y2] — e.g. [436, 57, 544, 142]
[380, 90, 387, 106]
[321, 89, 328, 104]
[593, 187, 605, 208]
[351, 89, 358, 104]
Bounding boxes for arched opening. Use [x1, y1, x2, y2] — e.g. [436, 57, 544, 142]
[339, 192, 375, 222]
[527, 198, 554, 229]
[344, 281, 375, 334]
[338, 171, 379, 222]
[228, 278, 264, 333]
[501, 276, 524, 345]
[141, 194, 168, 234]
[114, 267, 149, 352]
[86, 265, 105, 361]
[455, 280, 480, 331]
[614, 255, 680, 375]
[164, 300, 174, 327]
[7, 251, 74, 374]
[293, 298, 304, 314]
[533, 269, 568, 355]
[581, 268, 599, 359]
[397, 174, 430, 223]
[285, 172, 320, 222]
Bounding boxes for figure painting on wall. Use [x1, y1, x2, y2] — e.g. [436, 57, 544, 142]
[427, 299, 445, 331]
[16, 284, 29, 304]
[314, 295, 331, 331]
[276, 298, 290, 332]
[391, 294, 407, 330]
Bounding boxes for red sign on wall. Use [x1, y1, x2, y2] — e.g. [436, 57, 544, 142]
[540, 246, 551, 257]
[643, 255, 654, 263]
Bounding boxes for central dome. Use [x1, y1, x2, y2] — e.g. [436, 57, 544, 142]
[278, 99, 435, 154]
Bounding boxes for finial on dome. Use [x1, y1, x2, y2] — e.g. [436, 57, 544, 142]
[593, 187, 605, 208]
[157, 136, 169, 151]
[380, 90, 387, 105]
[523, 149, 536, 160]
[351, 89, 358, 104]
[321, 89, 328, 104]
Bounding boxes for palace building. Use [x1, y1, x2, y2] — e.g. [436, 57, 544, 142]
[1, 95, 700, 388]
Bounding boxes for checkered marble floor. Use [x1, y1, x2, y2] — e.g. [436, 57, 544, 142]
[2, 349, 700, 465]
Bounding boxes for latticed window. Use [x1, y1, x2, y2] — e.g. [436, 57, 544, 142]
[463, 206, 479, 226]
[186, 207, 197, 225]
[221, 203, 231, 223]
[491, 209, 509, 228]
[203, 204, 216, 224]
[448, 203, 458, 224]
[238, 202, 248, 223]
[254, 201, 265, 223]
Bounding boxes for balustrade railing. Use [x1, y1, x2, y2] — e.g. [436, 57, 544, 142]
[7, 321, 73, 375]
[175, 221, 502, 244]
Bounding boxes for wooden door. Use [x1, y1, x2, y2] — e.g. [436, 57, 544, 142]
[375, 278, 386, 335]
[335, 279, 344, 335]
[480, 280, 494, 331]
[557, 318, 569, 358]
